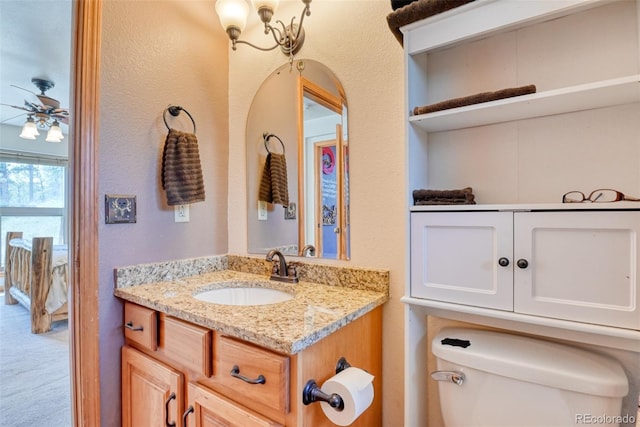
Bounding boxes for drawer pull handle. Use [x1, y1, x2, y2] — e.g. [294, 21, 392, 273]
[124, 321, 144, 332]
[165, 392, 176, 427]
[230, 365, 266, 384]
[182, 405, 194, 427]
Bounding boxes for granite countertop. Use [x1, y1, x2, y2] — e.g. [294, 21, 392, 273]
[115, 259, 389, 354]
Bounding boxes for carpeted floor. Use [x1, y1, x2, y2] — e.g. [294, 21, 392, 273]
[0, 295, 71, 426]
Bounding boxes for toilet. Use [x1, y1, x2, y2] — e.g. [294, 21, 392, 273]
[431, 328, 629, 427]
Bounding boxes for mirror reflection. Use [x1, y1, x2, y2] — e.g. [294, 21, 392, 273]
[246, 60, 349, 260]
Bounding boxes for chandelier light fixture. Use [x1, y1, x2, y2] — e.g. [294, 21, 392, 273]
[215, 0, 311, 58]
[19, 113, 64, 142]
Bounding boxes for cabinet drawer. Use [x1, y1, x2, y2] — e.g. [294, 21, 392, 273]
[161, 315, 212, 377]
[214, 336, 289, 415]
[123, 302, 157, 351]
[187, 382, 282, 427]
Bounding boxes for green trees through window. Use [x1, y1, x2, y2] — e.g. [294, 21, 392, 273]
[0, 161, 65, 208]
[0, 157, 68, 268]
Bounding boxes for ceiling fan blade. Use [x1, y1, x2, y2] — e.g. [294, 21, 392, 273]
[10, 84, 43, 106]
[0, 112, 28, 124]
[0, 102, 32, 112]
[37, 94, 61, 110]
[10, 84, 38, 96]
[23, 101, 42, 111]
[50, 111, 69, 125]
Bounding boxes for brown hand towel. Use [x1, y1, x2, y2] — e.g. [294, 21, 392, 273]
[161, 128, 205, 206]
[387, 0, 476, 46]
[413, 187, 476, 205]
[258, 153, 289, 207]
[412, 85, 537, 116]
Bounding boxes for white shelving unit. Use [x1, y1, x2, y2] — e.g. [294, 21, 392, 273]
[402, 1, 640, 425]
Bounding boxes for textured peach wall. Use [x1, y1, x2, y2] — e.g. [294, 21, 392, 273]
[98, 1, 229, 424]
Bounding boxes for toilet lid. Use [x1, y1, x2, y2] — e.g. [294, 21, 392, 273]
[432, 328, 629, 397]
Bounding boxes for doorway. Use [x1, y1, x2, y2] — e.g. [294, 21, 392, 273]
[312, 131, 348, 259]
[300, 79, 349, 260]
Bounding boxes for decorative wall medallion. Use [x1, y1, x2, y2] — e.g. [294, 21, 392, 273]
[105, 194, 137, 224]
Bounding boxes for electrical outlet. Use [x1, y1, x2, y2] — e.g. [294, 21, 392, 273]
[258, 201, 267, 221]
[174, 204, 190, 222]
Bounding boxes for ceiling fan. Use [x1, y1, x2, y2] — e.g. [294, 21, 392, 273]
[1, 77, 70, 125]
[1, 78, 70, 141]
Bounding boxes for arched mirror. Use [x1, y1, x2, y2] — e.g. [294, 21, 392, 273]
[246, 60, 349, 260]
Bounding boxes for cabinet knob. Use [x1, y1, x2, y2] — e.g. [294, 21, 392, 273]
[517, 259, 529, 269]
[498, 257, 510, 267]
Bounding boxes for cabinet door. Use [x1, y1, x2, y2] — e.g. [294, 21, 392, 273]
[411, 211, 514, 310]
[185, 382, 281, 427]
[122, 346, 183, 427]
[514, 211, 640, 329]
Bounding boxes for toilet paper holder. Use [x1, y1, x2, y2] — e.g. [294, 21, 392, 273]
[302, 357, 351, 410]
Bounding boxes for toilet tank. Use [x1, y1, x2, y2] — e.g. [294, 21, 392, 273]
[431, 328, 629, 427]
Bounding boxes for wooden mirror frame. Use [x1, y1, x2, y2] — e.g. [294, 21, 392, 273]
[297, 77, 349, 259]
[70, 0, 102, 424]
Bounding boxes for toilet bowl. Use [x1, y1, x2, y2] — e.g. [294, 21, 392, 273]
[431, 328, 629, 427]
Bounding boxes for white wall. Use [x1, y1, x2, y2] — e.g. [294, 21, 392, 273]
[98, 1, 229, 424]
[227, 0, 406, 424]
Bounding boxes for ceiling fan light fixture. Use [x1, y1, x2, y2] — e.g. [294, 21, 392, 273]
[45, 120, 64, 142]
[19, 116, 40, 139]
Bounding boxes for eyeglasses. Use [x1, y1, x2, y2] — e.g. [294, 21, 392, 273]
[562, 189, 640, 203]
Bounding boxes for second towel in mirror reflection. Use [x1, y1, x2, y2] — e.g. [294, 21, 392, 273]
[258, 134, 289, 207]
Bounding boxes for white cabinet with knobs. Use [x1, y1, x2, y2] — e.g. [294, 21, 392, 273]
[410, 208, 640, 330]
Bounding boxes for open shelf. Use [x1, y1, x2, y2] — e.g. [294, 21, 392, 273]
[409, 74, 640, 133]
[404, 0, 603, 55]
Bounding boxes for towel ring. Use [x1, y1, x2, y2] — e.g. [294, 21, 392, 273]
[163, 105, 196, 134]
[263, 132, 285, 155]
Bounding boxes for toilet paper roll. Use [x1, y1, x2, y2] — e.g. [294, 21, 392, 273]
[320, 367, 375, 426]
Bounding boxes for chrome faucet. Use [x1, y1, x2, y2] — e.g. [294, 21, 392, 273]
[266, 249, 299, 283]
[300, 244, 316, 257]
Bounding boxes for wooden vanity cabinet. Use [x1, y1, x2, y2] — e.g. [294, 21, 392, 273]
[121, 301, 383, 426]
[121, 345, 184, 427]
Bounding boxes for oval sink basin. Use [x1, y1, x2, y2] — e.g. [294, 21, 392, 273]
[193, 286, 293, 306]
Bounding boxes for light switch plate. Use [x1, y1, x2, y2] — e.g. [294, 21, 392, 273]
[105, 194, 137, 224]
[284, 202, 296, 220]
[258, 201, 267, 221]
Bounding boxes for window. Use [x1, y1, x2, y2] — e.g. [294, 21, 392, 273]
[0, 154, 68, 269]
